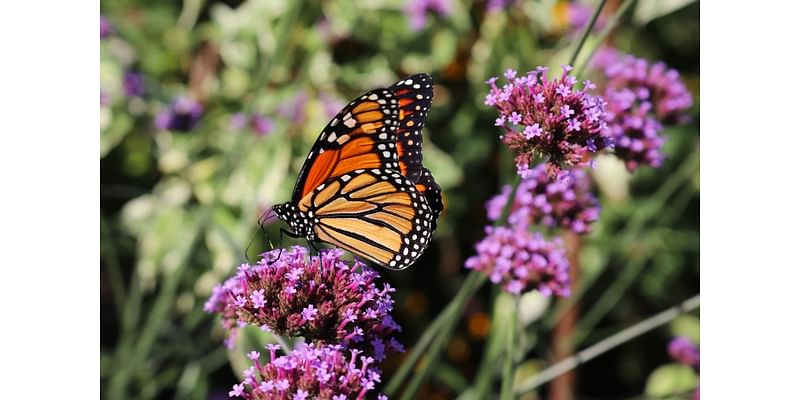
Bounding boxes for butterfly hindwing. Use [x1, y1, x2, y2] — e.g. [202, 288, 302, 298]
[390, 74, 433, 183]
[292, 89, 401, 202]
[415, 167, 443, 231]
[296, 169, 434, 270]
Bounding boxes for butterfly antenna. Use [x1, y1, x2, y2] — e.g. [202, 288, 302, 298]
[245, 208, 275, 262]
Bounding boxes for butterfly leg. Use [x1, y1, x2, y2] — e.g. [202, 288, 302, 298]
[306, 239, 320, 255]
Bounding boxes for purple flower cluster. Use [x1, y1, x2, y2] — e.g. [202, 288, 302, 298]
[122, 71, 146, 98]
[205, 247, 403, 361]
[485, 65, 611, 179]
[486, 164, 599, 234]
[231, 112, 274, 136]
[404, 0, 451, 31]
[100, 15, 113, 40]
[598, 52, 693, 171]
[465, 226, 570, 296]
[668, 336, 700, 368]
[229, 342, 386, 400]
[154, 96, 204, 132]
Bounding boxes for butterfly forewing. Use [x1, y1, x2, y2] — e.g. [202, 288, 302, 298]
[390, 74, 433, 183]
[298, 169, 434, 270]
[292, 88, 401, 202]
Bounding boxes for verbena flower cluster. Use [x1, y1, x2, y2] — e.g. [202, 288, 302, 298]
[485, 65, 611, 180]
[228, 342, 387, 400]
[465, 226, 570, 296]
[205, 246, 403, 362]
[597, 51, 693, 171]
[668, 336, 700, 368]
[231, 112, 274, 136]
[486, 164, 599, 234]
[154, 96, 204, 132]
[122, 71, 146, 98]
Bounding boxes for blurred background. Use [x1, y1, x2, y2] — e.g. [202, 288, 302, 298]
[100, 0, 699, 398]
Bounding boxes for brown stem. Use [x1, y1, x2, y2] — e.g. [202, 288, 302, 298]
[549, 232, 582, 400]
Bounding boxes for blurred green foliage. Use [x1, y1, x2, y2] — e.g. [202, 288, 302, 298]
[100, 0, 699, 398]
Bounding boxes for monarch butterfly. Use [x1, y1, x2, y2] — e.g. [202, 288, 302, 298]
[271, 74, 443, 270]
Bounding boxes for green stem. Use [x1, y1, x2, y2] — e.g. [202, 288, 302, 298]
[499, 295, 520, 400]
[470, 287, 506, 397]
[386, 271, 486, 397]
[567, 0, 609, 67]
[100, 213, 126, 324]
[396, 272, 487, 400]
[570, 153, 698, 344]
[515, 294, 700, 394]
[572, 255, 647, 345]
[575, 0, 637, 77]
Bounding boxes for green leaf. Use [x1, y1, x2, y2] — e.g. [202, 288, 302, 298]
[633, 0, 697, 26]
[422, 139, 463, 191]
[644, 363, 698, 398]
[670, 315, 700, 344]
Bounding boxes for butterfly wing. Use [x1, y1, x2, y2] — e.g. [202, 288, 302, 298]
[390, 74, 433, 183]
[291, 89, 401, 202]
[296, 169, 434, 270]
[415, 167, 443, 231]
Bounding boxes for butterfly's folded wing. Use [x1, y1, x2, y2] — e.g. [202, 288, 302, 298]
[297, 169, 434, 270]
[292, 89, 401, 202]
[390, 74, 434, 183]
[415, 167, 443, 231]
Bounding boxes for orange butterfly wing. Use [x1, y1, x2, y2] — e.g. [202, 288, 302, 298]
[292, 89, 400, 202]
[415, 167, 443, 231]
[297, 169, 435, 270]
[390, 74, 433, 183]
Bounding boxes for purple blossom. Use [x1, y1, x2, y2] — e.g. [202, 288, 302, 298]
[562, 2, 607, 35]
[523, 124, 543, 139]
[504, 69, 517, 80]
[668, 336, 700, 367]
[154, 96, 203, 132]
[485, 65, 611, 179]
[122, 71, 145, 98]
[100, 90, 110, 107]
[405, 0, 452, 31]
[301, 305, 318, 322]
[277, 91, 308, 125]
[465, 226, 571, 296]
[250, 289, 266, 309]
[487, 0, 518, 12]
[597, 53, 693, 171]
[205, 247, 402, 360]
[486, 164, 600, 234]
[321, 93, 346, 119]
[229, 383, 245, 397]
[229, 343, 383, 400]
[100, 15, 113, 40]
[230, 112, 274, 136]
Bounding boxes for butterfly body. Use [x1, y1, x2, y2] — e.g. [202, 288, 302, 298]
[273, 74, 441, 270]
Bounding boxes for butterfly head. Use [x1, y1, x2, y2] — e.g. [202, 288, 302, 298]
[272, 202, 315, 240]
